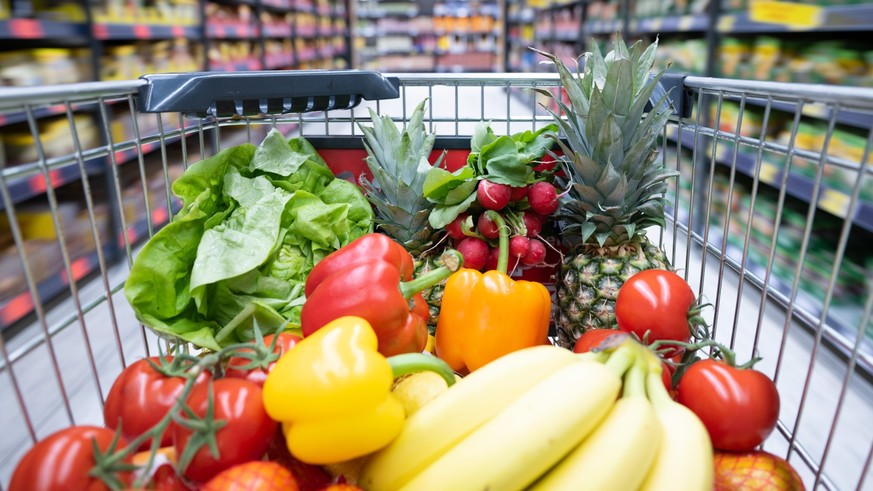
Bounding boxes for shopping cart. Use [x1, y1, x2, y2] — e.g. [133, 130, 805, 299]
[0, 70, 871, 490]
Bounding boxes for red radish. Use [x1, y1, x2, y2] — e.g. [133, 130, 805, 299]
[477, 213, 501, 239]
[477, 180, 512, 211]
[456, 237, 490, 271]
[528, 182, 559, 216]
[484, 247, 500, 271]
[522, 211, 543, 238]
[509, 236, 531, 259]
[445, 213, 468, 240]
[520, 238, 547, 266]
[510, 185, 529, 201]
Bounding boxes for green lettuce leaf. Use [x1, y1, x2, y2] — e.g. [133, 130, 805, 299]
[124, 130, 374, 350]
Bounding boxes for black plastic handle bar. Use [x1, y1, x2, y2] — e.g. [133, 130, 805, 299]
[137, 70, 401, 118]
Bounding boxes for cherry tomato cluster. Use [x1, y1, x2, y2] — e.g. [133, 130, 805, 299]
[9, 332, 359, 491]
[572, 269, 782, 454]
[447, 180, 560, 272]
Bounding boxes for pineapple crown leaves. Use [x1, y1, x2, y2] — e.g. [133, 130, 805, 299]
[357, 99, 436, 210]
[532, 34, 679, 248]
[357, 100, 443, 253]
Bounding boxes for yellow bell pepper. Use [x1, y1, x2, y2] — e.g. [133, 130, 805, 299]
[435, 211, 551, 373]
[263, 316, 455, 464]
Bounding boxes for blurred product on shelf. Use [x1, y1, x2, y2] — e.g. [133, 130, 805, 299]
[92, 0, 198, 25]
[656, 39, 708, 74]
[206, 1, 254, 27]
[586, 0, 621, 22]
[355, 0, 500, 72]
[0, 48, 90, 86]
[101, 40, 199, 80]
[719, 37, 873, 86]
[634, 0, 709, 17]
[208, 40, 262, 70]
[2, 115, 98, 165]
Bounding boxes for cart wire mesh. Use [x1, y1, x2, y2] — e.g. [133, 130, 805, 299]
[0, 72, 871, 490]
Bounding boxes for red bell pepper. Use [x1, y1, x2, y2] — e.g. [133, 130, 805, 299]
[301, 234, 463, 356]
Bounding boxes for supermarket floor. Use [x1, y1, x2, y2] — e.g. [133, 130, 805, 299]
[1, 83, 872, 490]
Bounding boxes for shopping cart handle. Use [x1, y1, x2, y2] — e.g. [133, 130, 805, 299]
[137, 70, 401, 118]
[657, 73, 693, 119]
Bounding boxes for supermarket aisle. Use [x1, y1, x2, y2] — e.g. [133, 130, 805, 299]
[0, 84, 871, 490]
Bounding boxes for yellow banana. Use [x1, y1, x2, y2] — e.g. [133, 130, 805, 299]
[397, 358, 623, 491]
[359, 344, 578, 491]
[640, 370, 713, 491]
[530, 362, 662, 491]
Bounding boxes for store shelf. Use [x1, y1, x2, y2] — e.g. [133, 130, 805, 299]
[261, 0, 293, 10]
[534, 0, 584, 12]
[536, 31, 581, 42]
[0, 198, 179, 332]
[666, 127, 873, 234]
[0, 104, 73, 127]
[210, 58, 263, 71]
[1, 161, 102, 211]
[264, 52, 296, 69]
[0, 18, 86, 39]
[92, 23, 200, 40]
[719, 3, 873, 33]
[737, 97, 873, 131]
[207, 23, 260, 38]
[629, 14, 709, 34]
[357, 9, 419, 19]
[0, 244, 114, 332]
[584, 19, 623, 34]
[262, 25, 293, 37]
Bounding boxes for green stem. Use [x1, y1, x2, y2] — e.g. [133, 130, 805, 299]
[388, 353, 457, 387]
[604, 344, 637, 378]
[576, 350, 610, 364]
[460, 216, 487, 240]
[645, 371, 672, 411]
[484, 210, 509, 274]
[622, 359, 647, 398]
[398, 249, 464, 299]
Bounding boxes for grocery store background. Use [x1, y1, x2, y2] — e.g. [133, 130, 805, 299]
[1, 0, 872, 488]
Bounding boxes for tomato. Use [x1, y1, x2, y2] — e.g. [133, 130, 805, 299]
[615, 269, 696, 358]
[145, 464, 190, 491]
[572, 328, 629, 353]
[10, 426, 131, 491]
[201, 461, 299, 491]
[105, 357, 210, 451]
[677, 359, 780, 452]
[173, 378, 278, 483]
[225, 333, 302, 386]
[714, 450, 805, 490]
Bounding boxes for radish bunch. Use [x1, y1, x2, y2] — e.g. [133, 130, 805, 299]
[421, 121, 563, 272]
[445, 179, 560, 272]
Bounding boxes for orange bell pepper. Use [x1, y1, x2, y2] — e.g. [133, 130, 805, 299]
[435, 211, 551, 373]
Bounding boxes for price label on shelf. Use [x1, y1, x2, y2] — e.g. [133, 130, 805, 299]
[819, 188, 850, 219]
[9, 18, 44, 38]
[749, 1, 823, 29]
[133, 23, 150, 38]
[678, 16, 695, 31]
[759, 162, 778, 183]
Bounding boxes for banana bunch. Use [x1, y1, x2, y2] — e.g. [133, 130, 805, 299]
[358, 341, 714, 491]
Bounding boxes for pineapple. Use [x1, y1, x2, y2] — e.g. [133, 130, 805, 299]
[535, 35, 678, 348]
[358, 100, 447, 329]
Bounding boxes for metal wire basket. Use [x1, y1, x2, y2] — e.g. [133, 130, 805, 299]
[0, 70, 871, 490]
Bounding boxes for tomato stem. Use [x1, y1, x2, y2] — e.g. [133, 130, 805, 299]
[89, 337, 286, 490]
